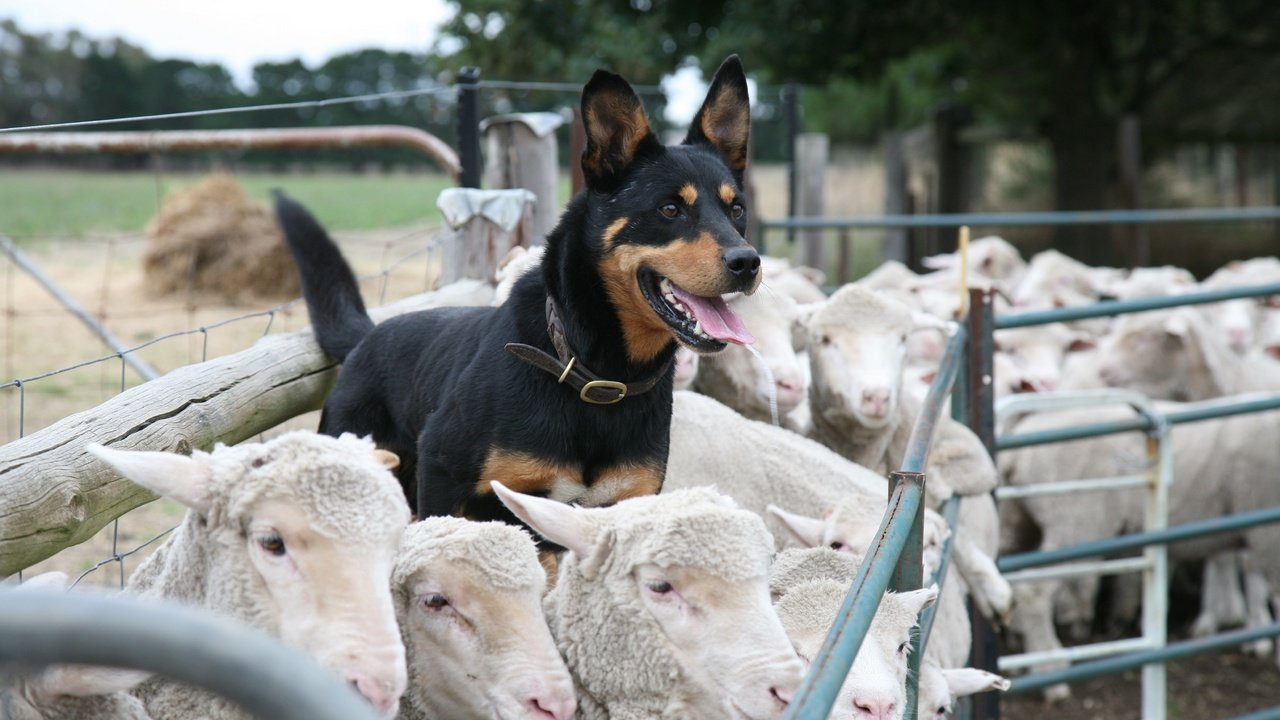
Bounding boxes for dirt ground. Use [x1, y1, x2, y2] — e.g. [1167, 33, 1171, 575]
[1002, 646, 1280, 719]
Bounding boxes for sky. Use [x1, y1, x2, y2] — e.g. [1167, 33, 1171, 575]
[0, 0, 712, 124]
[2, 0, 454, 86]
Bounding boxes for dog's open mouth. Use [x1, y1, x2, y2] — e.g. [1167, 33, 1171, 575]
[638, 268, 755, 352]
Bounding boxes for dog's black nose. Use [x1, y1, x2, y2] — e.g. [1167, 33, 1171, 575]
[723, 246, 761, 285]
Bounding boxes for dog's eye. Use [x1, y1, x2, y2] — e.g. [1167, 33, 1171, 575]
[731, 202, 745, 220]
[658, 203, 680, 219]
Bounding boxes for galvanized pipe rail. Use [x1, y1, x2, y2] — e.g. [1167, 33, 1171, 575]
[784, 326, 967, 720]
[998, 504, 1280, 574]
[999, 393, 1280, 451]
[759, 206, 1280, 230]
[0, 590, 381, 720]
[997, 281, 1280, 330]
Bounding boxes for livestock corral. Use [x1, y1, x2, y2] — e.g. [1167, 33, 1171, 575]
[2, 125, 1280, 720]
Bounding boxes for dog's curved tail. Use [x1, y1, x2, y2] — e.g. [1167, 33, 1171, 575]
[274, 191, 374, 362]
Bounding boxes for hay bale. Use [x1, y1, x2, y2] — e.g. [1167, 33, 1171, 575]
[143, 173, 301, 303]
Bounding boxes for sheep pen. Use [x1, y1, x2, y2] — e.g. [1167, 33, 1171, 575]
[6, 200, 1280, 720]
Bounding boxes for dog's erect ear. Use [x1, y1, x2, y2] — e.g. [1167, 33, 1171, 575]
[684, 55, 751, 176]
[581, 69, 661, 190]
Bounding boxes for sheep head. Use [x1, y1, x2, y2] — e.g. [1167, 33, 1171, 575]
[802, 286, 918, 430]
[495, 483, 804, 720]
[87, 431, 410, 716]
[392, 517, 575, 720]
[770, 548, 937, 720]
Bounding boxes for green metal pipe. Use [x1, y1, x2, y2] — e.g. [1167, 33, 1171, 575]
[1225, 707, 1280, 720]
[997, 394, 1280, 451]
[758, 206, 1280, 230]
[1007, 621, 1280, 694]
[997, 505, 1280, 573]
[996, 282, 1280, 329]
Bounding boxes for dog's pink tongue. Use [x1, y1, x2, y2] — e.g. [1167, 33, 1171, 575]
[669, 283, 755, 345]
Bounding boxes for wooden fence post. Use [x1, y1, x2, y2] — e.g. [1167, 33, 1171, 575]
[481, 112, 564, 244]
[437, 188, 537, 284]
[796, 132, 828, 272]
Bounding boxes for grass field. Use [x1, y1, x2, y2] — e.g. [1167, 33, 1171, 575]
[0, 169, 462, 238]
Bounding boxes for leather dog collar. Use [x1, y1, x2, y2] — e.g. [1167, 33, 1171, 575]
[505, 297, 673, 405]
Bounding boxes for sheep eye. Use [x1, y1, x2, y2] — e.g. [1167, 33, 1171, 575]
[421, 593, 450, 610]
[829, 541, 844, 551]
[659, 203, 680, 219]
[730, 202, 745, 220]
[820, 335, 832, 346]
[645, 580, 674, 594]
[256, 533, 286, 557]
[897, 640, 909, 654]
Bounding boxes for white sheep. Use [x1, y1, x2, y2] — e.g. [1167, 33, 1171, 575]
[1200, 257, 1280, 354]
[766, 502, 973, 670]
[673, 346, 700, 390]
[1010, 249, 1123, 309]
[0, 573, 152, 720]
[1001, 400, 1280, 684]
[1098, 265, 1196, 300]
[760, 255, 828, 304]
[663, 391, 886, 551]
[993, 323, 1095, 394]
[392, 517, 575, 720]
[493, 483, 805, 720]
[493, 245, 546, 306]
[86, 431, 412, 719]
[694, 291, 809, 429]
[799, 285, 1012, 621]
[1096, 306, 1280, 401]
[769, 547, 939, 720]
[922, 235, 1027, 293]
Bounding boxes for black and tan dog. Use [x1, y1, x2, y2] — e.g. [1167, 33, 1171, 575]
[275, 56, 760, 527]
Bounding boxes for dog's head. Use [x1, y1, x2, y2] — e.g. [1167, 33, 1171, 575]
[585, 55, 761, 364]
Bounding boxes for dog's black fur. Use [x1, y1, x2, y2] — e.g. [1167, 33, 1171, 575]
[276, 56, 759, 527]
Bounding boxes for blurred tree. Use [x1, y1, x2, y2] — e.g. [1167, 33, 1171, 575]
[647, 0, 1280, 259]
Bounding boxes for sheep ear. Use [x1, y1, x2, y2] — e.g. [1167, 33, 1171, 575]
[1067, 336, 1096, 353]
[791, 302, 823, 349]
[899, 585, 940, 617]
[1163, 314, 1191, 337]
[492, 482, 599, 558]
[372, 448, 400, 470]
[86, 443, 212, 514]
[941, 668, 1011, 696]
[31, 666, 152, 700]
[911, 311, 957, 335]
[766, 505, 826, 548]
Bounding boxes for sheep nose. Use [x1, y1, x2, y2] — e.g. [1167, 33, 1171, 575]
[724, 246, 761, 286]
[347, 673, 399, 716]
[853, 696, 897, 720]
[861, 388, 890, 416]
[1228, 327, 1251, 349]
[770, 684, 794, 707]
[1038, 377, 1059, 391]
[527, 690, 576, 720]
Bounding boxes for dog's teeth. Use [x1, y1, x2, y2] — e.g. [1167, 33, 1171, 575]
[660, 278, 672, 292]
[693, 320, 703, 336]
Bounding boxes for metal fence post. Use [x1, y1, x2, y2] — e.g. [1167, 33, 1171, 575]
[1141, 431, 1172, 719]
[964, 287, 1001, 720]
[889, 471, 925, 720]
[784, 82, 799, 246]
[457, 67, 482, 189]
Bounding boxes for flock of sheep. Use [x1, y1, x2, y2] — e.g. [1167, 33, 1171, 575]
[6, 236, 1280, 720]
